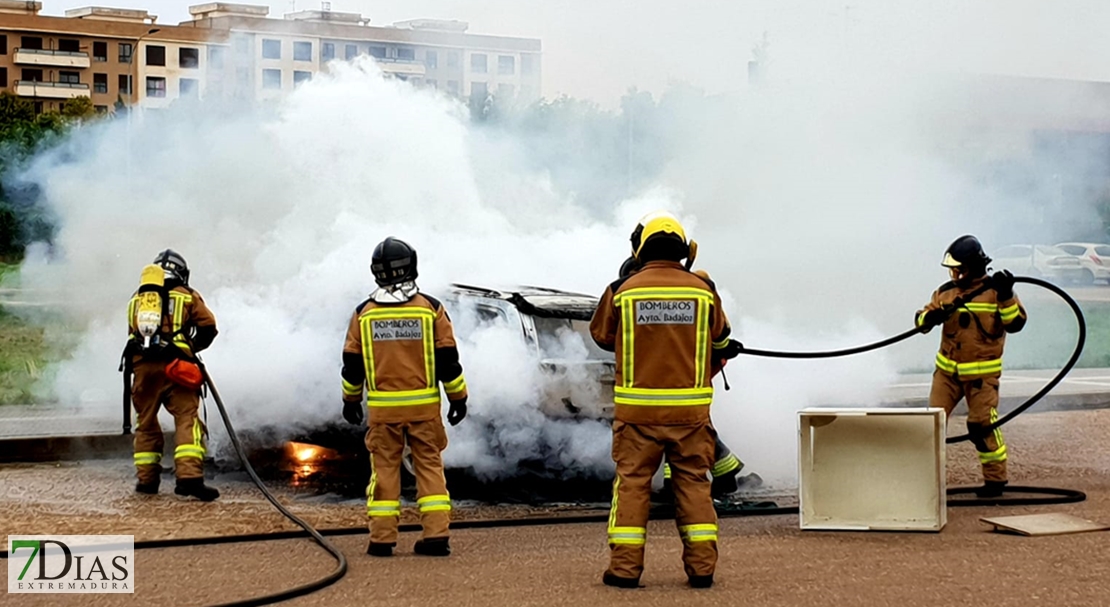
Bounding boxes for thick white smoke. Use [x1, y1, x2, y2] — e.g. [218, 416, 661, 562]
[12, 43, 1099, 486]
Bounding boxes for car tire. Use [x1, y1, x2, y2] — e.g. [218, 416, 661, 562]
[1081, 270, 1096, 285]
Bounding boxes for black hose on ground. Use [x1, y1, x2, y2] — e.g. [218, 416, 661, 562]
[196, 362, 348, 607]
[2, 482, 1085, 560]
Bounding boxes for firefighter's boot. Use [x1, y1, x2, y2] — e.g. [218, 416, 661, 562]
[414, 537, 450, 557]
[367, 543, 394, 557]
[975, 480, 1008, 498]
[135, 479, 160, 495]
[710, 471, 738, 498]
[602, 572, 641, 589]
[174, 478, 220, 502]
[689, 574, 714, 589]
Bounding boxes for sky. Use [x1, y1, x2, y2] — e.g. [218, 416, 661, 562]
[39, 0, 1110, 105]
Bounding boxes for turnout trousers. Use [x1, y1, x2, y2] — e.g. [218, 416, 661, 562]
[929, 370, 1008, 482]
[607, 420, 718, 581]
[131, 360, 207, 483]
[365, 417, 452, 545]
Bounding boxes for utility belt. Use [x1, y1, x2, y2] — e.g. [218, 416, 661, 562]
[934, 352, 1002, 378]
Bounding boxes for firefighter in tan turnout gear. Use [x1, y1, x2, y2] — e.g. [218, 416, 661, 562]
[124, 249, 220, 501]
[341, 237, 469, 558]
[917, 235, 1027, 498]
[591, 213, 743, 589]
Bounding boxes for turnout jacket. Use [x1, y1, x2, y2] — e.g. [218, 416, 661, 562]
[590, 260, 732, 425]
[341, 293, 468, 423]
[916, 276, 1027, 380]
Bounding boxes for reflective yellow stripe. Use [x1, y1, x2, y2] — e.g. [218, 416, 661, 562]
[712, 453, 741, 477]
[978, 444, 1008, 464]
[916, 311, 927, 327]
[366, 387, 441, 407]
[134, 452, 161, 466]
[608, 526, 647, 546]
[169, 292, 193, 355]
[991, 407, 1005, 451]
[711, 337, 729, 349]
[662, 463, 671, 479]
[962, 302, 998, 313]
[417, 494, 452, 513]
[367, 500, 401, 517]
[613, 386, 713, 406]
[174, 445, 206, 460]
[442, 374, 466, 396]
[679, 523, 718, 543]
[999, 303, 1021, 323]
[620, 293, 635, 387]
[695, 294, 709, 388]
[608, 476, 620, 531]
[342, 378, 362, 397]
[935, 353, 1002, 377]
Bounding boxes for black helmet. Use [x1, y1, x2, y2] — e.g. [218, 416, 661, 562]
[371, 237, 418, 287]
[942, 235, 991, 273]
[618, 256, 640, 279]
[153, 249, 189, 284]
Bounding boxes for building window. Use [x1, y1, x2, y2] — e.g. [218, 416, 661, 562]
[293, 70, 312, 86]
[93, 73, 108, 93]
[180, 78, 199, 97]
[94, 105, 108, 113]
[146, 45, 166, 66]
[446, 80, 458, 94]
[0, 68, 6, 87]
[262, 68, 281, 89]
[119, 43, 132, 63]
[118, 74, 131, 95]
[179, 47, 199, 69]
[471, 81, 487, 99]
[447, 51, 459, 68]
[369, 46, 386, 59]
[209, 46, 226, 70]
[470, 53, 487, 73]
[521, 54, 536, 76]
[424, 50, 437, 69]
[22, 69, 43, 82]
[262, 39, 281, 60]
[345, 44, 358, 60]
[93, 41, 107, 61]
[58, 71, 80, 84]
[498, 55, 515, 75]
[397, 47, 415, 61]
[497, 83, 514, 97]
[322, 42, 335, 61]
[294, 41, 312, 61]
[146, 76, 166, 97]
[0, 35, 7, 55]
[235, 37, 249, 55]
[58, 39, 80, 53]
[21, 37, 43, 50]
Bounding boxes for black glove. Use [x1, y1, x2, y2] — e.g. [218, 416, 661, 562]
[716, 339, 744, 360]
[342, 400, 364, 425]
[919, 307, 951, 330]
[992, 269, 1015, 301]
[447, 397, 468, 426]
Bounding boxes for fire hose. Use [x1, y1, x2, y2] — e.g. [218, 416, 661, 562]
[736, 275, 1087, 505]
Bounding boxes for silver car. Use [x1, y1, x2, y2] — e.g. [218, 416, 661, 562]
[1054, 242, 1110, 284]
[991, 244, 1087, 284]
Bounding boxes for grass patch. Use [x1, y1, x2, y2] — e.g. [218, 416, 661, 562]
[0, 307, 49, 404]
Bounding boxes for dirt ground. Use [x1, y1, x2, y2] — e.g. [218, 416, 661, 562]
[2, 409, 1110, 606]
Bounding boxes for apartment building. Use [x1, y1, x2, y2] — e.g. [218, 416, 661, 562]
[0, 0, 541, 112]
[0, 0, 225, 113]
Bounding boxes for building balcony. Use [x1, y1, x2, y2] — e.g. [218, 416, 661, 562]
[14, 48, 91, 69]
[15, 80, 91, 99]
[377, 58, 426, 78]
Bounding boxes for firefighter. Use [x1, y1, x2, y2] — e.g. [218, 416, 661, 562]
[916, 235, 1027, 498]
[125, 249, 220, 501]
[618, 257, 755, 498]
[592, 213, 742, 589]
[341, 237, 469, 558]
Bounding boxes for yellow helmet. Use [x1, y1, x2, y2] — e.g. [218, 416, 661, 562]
[629, 210, 697, 267]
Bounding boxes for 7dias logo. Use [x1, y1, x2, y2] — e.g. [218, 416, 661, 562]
[8, 535, 134, 594]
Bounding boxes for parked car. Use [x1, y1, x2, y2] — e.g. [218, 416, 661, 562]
[991, 244, 1087, 284]
[1053, 242, 1110, 284]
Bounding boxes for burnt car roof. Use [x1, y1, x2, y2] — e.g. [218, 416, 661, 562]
[448, 283, 599, 321]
